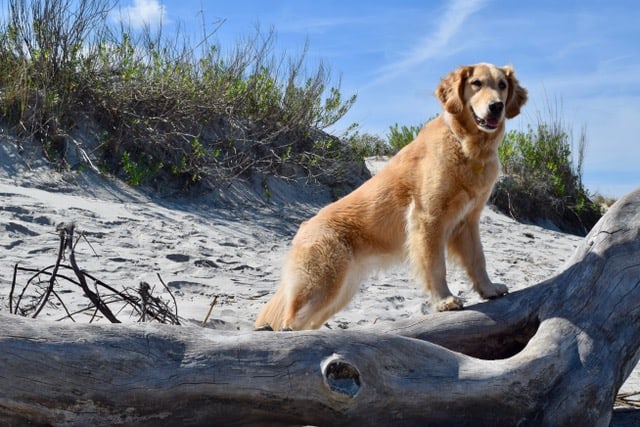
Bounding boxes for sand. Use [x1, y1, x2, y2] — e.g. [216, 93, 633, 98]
[1, 141, 638, 423]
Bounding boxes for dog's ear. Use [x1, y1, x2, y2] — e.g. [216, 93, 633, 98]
[502, 65, 528, 119]
[436, 66, 473, 115]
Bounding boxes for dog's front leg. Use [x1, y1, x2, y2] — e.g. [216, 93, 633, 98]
[408, 216, 463, 311]
[448, 215, 508, 299]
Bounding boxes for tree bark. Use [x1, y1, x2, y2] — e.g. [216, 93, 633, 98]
[1, 190, 639, 426]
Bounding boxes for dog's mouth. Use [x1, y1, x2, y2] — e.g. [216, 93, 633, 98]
[471, 107, 501, 131]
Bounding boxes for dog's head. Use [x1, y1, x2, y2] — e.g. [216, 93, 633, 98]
[436, 63, 528, 133]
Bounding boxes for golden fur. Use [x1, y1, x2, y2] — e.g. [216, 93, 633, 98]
[256, 63, 528, 330]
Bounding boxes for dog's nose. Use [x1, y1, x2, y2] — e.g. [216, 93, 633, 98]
[489, 102, 504, 116]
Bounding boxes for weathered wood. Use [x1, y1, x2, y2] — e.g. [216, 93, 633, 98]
[1, 190, 639, 426]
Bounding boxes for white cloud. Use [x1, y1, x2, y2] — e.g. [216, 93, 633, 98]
[401, 0, 487, 66]
[114, 0, 167, 29]
[370, 0, 489, 86]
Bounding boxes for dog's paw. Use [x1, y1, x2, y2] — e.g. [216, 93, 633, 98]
[254, 324, 274, 332]
[479, 282, 509, 299]
[436, 296, 464, 312]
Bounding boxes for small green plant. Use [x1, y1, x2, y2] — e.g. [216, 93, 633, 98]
[121, 151, 163, 186]
[191, 137, 205, 159]
[386, 123, 424, 152]
[282, 145, 292, 161]
[263, 182, 272, 202]
[169, 136, 207, 182]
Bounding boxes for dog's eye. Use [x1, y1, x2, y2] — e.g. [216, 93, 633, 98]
[499, 80, 507, 90]
[471, 80, 482, 88]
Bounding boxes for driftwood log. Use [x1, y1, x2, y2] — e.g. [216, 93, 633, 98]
[1, 189, 639, 426]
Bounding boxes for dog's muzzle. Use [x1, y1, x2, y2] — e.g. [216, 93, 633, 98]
[472, 102, 503, 131]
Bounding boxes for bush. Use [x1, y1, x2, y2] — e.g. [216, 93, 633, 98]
[345, 129, 392, 157]
[0, 0, 361, 191]
[490, 106, 602, 235]
[386, 123, 423, 153]
[0, 0, 109, 145]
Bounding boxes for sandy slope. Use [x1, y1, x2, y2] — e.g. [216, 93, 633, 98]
[0, 142, 638, 422]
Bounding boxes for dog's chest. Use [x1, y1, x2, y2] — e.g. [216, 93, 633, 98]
[462, 156, 499, 190]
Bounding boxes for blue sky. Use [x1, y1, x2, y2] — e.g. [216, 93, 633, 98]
[115, 0, 640, 198]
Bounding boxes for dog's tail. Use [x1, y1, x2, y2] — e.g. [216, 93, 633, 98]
[255, 286, 287, 330]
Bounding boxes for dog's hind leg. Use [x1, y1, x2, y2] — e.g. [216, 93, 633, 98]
[280, 241, 360, 330]
[254, 286, 287, 330]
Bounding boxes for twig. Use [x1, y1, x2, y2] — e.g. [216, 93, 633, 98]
[68, 135, 101, 174]
[50, 288, 76, 322]
[139, 281, 151, 322]
[201, 295, 218, 327]
[14, 264, 55, 315]
[10, 263, 18, 314]
[32, 224, 67, 318]
[65, 224, 121, 323]
[616, 391, 640, 408]
[78, 229, 99, 257]
[157, 273, 180, 324]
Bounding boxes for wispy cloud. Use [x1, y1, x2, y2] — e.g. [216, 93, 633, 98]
[369, 0, 489, 86]
[113, 0, 168, 29]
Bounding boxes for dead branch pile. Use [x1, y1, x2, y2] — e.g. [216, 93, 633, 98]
[8, 223, 180, 324]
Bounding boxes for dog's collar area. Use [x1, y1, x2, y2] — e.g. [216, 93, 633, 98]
[470, 107, 499, 131]
[471, 161, 485, 174]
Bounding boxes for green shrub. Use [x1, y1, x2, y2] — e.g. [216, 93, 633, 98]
[121, 151, 163, 186]
[491, 108, 601, 235]
[344, 129, 391, 157]
[0, 0, 108, 140]
[386, 123, 423, 152]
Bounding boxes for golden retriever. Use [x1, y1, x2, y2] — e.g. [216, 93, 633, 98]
[255, 63, 528, 330]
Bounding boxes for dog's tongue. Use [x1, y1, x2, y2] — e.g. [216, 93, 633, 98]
[486, 117, 499, 127]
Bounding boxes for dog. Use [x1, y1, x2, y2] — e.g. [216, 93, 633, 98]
[255, 63, 528, 330]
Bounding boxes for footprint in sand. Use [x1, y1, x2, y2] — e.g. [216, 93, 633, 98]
[5, 222, 39, 236]
[166, 254, 190, 262]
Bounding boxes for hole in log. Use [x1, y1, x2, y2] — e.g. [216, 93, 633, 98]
[410, 316, 541, 360]
[454, 317, 541, 360]
[321, 354, 361, 398]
